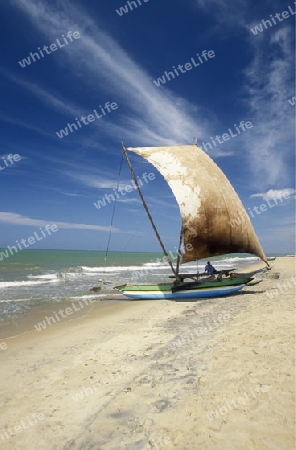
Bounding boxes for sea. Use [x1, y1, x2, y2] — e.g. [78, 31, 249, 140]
[0, 249, 281, 338]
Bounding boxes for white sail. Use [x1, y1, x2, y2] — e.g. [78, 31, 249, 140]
[127, 145, 267, 263]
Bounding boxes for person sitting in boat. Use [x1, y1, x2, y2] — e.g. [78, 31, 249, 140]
[205, 261, 218, 275]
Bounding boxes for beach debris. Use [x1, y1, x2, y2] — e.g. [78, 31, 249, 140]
[90, 286, 102, 292]
[246, 279, 263, 286]
[271, 273, 280, 279]
[265, 272, 280, 279]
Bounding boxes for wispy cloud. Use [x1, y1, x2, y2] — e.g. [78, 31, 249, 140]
[0, 68, 81, 117]
[250, 188, 296, 201]
[0, 112, 54, 139]
[62, 171, 132, 190]
[14, 0, 209, 144]
[193, 1, 295, 187]
[117, 198, 141, 204]
[0, 212, 118, 232]
[146, 196, 179, 210]
[194, 0, 248, 26]
[243, 27, 294, 187]
[10, 0, 295, 184]
[61, 192, 88, 198]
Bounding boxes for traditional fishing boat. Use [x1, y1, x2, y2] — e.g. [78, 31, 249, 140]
[114, 144, 268, 300]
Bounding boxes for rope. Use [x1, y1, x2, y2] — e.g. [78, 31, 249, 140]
[121, 142, 177, 277]
[175, 225, 183, 278]
[104, 153, 124, 263]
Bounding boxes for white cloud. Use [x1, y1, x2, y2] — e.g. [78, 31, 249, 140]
[244, 26, 295, 187]
[61, 192, 87, 197]
[117, 198, 141, 204]
[14, 0, 210, 145]
[146, 196, 179, 210]
[62, 171, 132, 190]
[193, 1, 295, 186]
[250, 188, 296, 201]
[0, 212, 118, 232]
[10, 0, 295, 183]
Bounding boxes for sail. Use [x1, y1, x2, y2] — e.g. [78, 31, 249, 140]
[127, 145, 267, 264]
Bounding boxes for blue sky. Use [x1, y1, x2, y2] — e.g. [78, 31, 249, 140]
[0, 0, 295, 254]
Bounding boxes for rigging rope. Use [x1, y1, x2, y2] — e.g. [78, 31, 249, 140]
[121, 142, 177, 277]
[104, 153, 124, 264]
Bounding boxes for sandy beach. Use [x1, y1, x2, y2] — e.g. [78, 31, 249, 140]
[1, 256, 295, 450]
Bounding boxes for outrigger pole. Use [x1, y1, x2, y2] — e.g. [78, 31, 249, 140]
[121, 142, 178, 278]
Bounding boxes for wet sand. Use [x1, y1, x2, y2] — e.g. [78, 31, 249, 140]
[0, 257, 295, 449]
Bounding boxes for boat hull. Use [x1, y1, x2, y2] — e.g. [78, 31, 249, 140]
[114, 277, 252, 300]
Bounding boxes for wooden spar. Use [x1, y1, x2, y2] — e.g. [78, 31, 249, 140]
[121, 142, 177, 278]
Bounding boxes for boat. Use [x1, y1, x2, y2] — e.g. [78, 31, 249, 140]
[115, 277, 255, 300]
[114, 144, 268, 300]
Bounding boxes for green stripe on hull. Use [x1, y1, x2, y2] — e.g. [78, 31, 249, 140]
[115, 277, 252, 292]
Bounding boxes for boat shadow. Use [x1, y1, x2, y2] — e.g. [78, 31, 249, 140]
[173, 289, 266, 302]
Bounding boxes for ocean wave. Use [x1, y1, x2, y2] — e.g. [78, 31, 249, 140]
[219, 256, 259, 264]
[0, 279, 59, 289]
[66, 256, 259, 276]
[27, 273, 59, 280]
[143, 261, 173, 268]
[67, 293, 121, 300]
[0, 297, 34, 303]
[79, 265, 159, 273]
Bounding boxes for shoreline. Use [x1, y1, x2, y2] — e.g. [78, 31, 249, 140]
[0, 296, 122, 340]
[1, 257, 295, 449]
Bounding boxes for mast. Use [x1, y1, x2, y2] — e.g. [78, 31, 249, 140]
[121, 142, 177, 277]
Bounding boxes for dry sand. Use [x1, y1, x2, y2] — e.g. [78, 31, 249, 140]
[0, 257, 295, 450]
